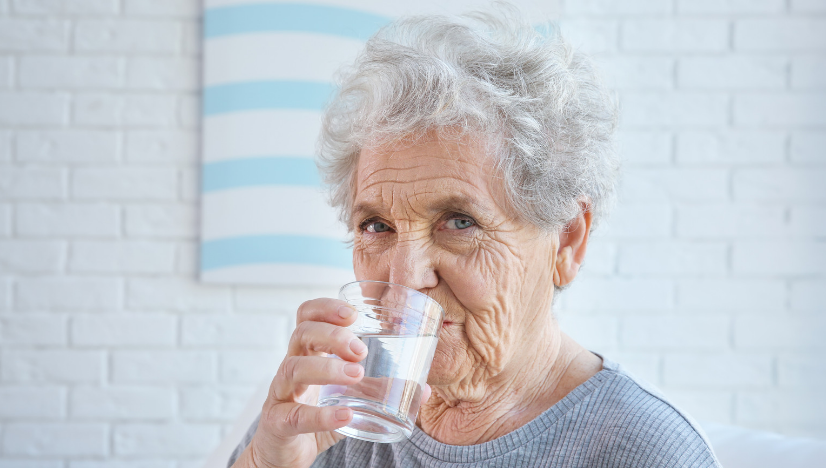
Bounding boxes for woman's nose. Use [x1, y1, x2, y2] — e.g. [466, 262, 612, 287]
[388, 239, 439, 290]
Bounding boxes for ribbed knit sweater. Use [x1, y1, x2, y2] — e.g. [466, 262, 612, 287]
[228, 356, 721, 467]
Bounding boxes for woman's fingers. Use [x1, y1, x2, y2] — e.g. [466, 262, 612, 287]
[254, 298, 366, 447]
[262, 401, 353, 439]
[290, 298, 366, 361]
[288, 321, 368, 360]
[240, 297, 364, 468]
[271, 355, 364, 402]
[296, 298, 357, 327]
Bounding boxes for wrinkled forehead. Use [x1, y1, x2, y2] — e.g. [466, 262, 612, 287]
[352, 134, 505, 223]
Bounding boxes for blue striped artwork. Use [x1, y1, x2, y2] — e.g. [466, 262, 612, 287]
[204, 3, 388, 40]
[200, 1, 384, 285]
[203, 81, 336, 115]
[200, 0, 548, 285]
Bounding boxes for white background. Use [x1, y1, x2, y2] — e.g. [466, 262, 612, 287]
[0, 0, 824, 466]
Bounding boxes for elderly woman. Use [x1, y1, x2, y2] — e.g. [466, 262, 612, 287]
[228, 8, 720, 468]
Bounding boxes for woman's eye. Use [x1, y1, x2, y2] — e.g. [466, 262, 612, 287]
[365, 221, 391, 233]
[444, 218, 475, 230]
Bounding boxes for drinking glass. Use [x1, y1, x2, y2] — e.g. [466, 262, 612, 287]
[317, 280, 444, 443]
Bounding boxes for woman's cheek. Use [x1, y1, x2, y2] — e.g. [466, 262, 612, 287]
[447, 248, 502, 309]
[352, 241, 391, 281]
[428, 330, 468, 385]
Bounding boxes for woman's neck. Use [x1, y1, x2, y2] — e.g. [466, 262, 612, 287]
[417, 330, 601, 446]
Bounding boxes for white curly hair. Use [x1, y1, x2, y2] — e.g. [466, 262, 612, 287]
[317, 4, 620, 234]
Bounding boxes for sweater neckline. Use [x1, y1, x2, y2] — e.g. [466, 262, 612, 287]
[402, 356, 618, 463]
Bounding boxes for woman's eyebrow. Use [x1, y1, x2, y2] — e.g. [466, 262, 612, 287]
[352, 195, 496, 221]
[428, 195, 495, 220]
[352, 201, 384, 221]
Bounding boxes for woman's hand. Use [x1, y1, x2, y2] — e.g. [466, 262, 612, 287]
[232, 298, 368, 468]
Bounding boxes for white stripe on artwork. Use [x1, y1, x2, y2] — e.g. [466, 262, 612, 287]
[204, 33, 364, 86]
[200, 0, 557, 285]
[202, 0, 531, 18]
[203, 110, 321, 162]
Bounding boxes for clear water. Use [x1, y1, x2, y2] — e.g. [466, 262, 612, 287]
[318, 333, 438, 443]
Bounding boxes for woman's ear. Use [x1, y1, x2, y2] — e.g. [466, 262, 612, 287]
[553, 202, 593, 288]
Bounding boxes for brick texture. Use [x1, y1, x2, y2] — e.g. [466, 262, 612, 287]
[2, 423, 107, 456]
[0, 92, 68, 124]
[12, 0, 118, 15]
[71, 315, 177, 347]
[18, 56, 124, 89]
[17, 130, 120, 163]
[0, 19, 69, 51]
[735, 19, 826, 51]
[0, 387, 64, 418]
[74, 20, 182, 53]
[113, 423, 221, 456]
[0, 315, 67, 345]
[0, 2, 823, 466]
[622, 19, 728, 52]
[0, 56, 12, 89]
[15, 277, 120, 311]
[70, 386, 175, 419]
[111, 351, 216, 383]
[1, 350, 104, 383]
[16, 203, 120, 237]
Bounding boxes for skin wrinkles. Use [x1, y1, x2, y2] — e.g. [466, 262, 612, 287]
[350, 130, 602, 446]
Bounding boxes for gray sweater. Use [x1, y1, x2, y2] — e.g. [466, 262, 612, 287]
[228, 357, 721, 467]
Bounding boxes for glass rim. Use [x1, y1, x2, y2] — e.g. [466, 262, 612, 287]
[339, 280, 445, 316]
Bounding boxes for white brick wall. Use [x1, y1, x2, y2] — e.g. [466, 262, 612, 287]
[678, 0, 786, 14]
[113, 424, 221, 457]
[2, 423, 108, 457]
[0, 1, 823, 467]
[735, 18, 826, 51]
[1, 350, 105, 383]
[15, 277, 120, 311]
[556, 0, 826, 442]
[111, 351, 216, 384]
[71, 315, 177, 347]
[622, 19, 729, 52]
[178, 386, 257, 421]
[0, 387, 64, 418]
[18, 56, 124, 89]
[0, 92, 69, 125]
[70, 387, 175, 420]
[17, 130, 120, 163]
[0, 19, 70, 51]
[74, 20, 182, 53]
[792, 56, 826, 89]
[16, 203, 120, 237]
[676, 131, 786, 164]
[0, 315, 67, 346]
[678, 57, 787, 90]
[10, 1, 119, 15]
[69, 241, 176, 274]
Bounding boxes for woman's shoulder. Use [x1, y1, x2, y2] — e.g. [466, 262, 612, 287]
[582, 356, 722, 467]
[595, 356, 704, 432]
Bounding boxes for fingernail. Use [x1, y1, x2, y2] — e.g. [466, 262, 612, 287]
[343, 363, 362, 377]
[338, 306, 354, 319]
[335, 408, 351, 421]
[349, 338, 367, 354]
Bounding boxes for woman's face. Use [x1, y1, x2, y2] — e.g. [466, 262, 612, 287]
[351, 132, 560, 394]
